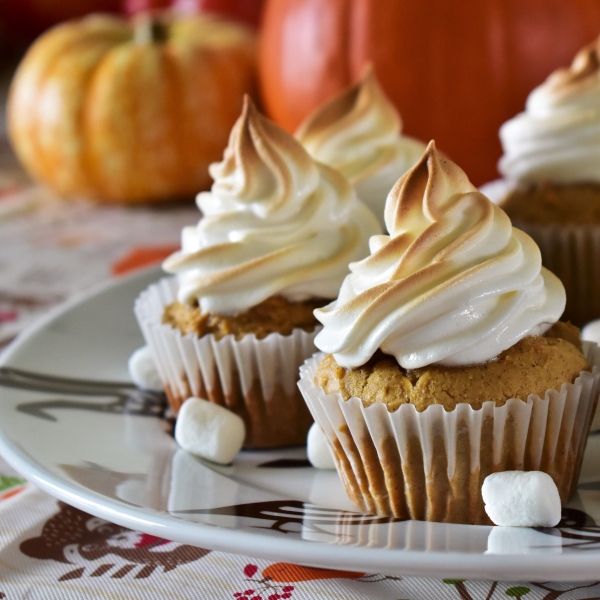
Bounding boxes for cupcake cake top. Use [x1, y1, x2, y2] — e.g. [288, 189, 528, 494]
[314, 142, 566, 369]
[295, 68, 427, 189]
[499, 37, 600, 184]
[163, 97, 381, 315]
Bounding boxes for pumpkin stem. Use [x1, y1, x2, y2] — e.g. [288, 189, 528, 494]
[133, 14, 169, 45]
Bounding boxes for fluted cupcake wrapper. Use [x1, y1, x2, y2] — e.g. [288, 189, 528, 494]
[513, 221, 600, 326]
[479, 179, 600, 326]
[298, 344, 600, 524]
[134, 277, 316, 448]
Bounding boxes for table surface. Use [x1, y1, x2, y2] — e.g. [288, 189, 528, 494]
[1, 72, 600, 600]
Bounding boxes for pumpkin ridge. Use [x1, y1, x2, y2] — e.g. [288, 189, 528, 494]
[122, 44, 156, 200]
[8, 22, 129, 195]
[36, 34, 129, 196]
[164, 41, 196, 195]
[81, 43, 131, 200]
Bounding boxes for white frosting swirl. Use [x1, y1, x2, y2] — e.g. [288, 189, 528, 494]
[499, 38, 600, 183]
[163, 98, 381, 315]
[295, 69, 427, 224]
[315, 142, 566, 369]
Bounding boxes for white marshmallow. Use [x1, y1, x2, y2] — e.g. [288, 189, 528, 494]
[482, 471, 562, 527]
[582, 319, 600, 345]
[307, 423, 336, 470]
[128, 346, 163, 392]
[174, 397, 245, 465]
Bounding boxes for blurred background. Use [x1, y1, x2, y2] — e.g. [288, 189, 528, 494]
[5, 1, 600, 195]
[2, 0, 600, 349]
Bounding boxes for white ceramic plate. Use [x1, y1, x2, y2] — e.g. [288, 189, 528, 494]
[1, 268, 600, 582]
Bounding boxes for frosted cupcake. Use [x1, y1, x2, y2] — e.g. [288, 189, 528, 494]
[135, 98, 381, 448]
[299, 142, 600, 523]
[295, 68, 427, 228]
[490, 37, 600, 324]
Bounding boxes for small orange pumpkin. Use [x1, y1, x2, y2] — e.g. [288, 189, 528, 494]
[8, 12, 256, 204]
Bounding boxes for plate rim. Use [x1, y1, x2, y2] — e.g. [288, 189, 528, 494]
[0, 269, 599, 582]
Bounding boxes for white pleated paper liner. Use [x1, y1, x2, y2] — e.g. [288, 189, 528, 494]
[480, 179, 600, 326]
[298, 344, 600, 524]
[134, 277, 317, 448]
[512, 221, 600, 326]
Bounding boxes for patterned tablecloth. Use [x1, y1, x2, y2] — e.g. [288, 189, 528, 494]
[1, 175, 600, 599]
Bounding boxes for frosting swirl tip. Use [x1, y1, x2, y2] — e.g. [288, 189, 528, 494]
[499, 36, 600, 184]
[163, 96, 381, 315]
[295, 67, 427, 225]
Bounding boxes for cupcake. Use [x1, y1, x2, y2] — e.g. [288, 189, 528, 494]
[135, 98, 381, 448]
[298, 142, 600, 523]
[295, 68, 427, 229]
[489, 37, 600, 325]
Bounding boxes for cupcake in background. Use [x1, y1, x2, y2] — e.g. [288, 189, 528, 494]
[299, 142, 600, 524]
[483, 37, 600, 325]
[135, 97, 381, 448]
[295, 67, 427, 228]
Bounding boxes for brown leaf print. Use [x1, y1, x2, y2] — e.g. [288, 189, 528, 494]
[20, 501, 210, 580]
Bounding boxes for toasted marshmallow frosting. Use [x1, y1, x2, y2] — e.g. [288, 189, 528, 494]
[163, 98, 381, 315]
[314, 142, 566, 369]
[499, 37, 600, 183]
[295, 69, 426, 223]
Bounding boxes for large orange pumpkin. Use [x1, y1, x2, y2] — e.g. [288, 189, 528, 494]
[8, 12, 256, 204]
[259, 0, 600, 185]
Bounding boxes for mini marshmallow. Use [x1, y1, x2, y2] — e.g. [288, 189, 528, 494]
[128, 346, 163, 392]
[307, 423, 336, 470]
[582, 319, 600, 345]
[482, 471, 562, 527]
[175, 397, 245, 465]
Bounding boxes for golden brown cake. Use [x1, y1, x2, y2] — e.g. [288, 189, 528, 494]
[160, 295, 327, 446]
[501, 182, 600, 225]
[316, 323, 588, 413]
[163, 296, 327, 341]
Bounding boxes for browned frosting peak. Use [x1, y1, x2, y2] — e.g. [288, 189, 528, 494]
[542, 37, 600, 100]
[211, 96, 316, 214]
